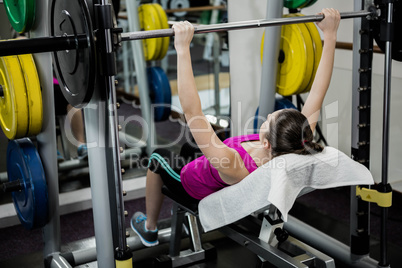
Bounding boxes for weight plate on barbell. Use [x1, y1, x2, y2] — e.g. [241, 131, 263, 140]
[372, 0, 402, 62]
[3, 0, 36, 33]
[7, 138, 48, 230]
[169, 0, 190, 17]
[153, 3, 170, 61]
[50, 0, 96, 108]
[0, 55, 29, 140]
[139, 4, 163, 61]
[147, 67, 172, 122]
[18, 54, 43, 136]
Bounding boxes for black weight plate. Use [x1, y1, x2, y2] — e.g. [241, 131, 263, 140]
[372, 0, 402, 62]
[50, 0, 96, 107]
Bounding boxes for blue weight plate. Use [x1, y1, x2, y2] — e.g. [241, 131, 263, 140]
[7, 138, 48, 230]
[147, 67, 172, 121]
[253, 98, 297, 132]
[275, 98, 297, 110]
[157, 67, 172, 121]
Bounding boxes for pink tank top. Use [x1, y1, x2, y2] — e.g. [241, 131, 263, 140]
[180, 134, 260, 200]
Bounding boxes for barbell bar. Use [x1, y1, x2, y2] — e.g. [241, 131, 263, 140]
[121, 10, 373, 41]
[0, 10, 374, 57]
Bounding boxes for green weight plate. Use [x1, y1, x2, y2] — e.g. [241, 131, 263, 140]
[305, 0, 318, 8]
[50, 0, 96, 108]
[372, 0, 402, 62]
[284, 0, 309, 9]
[298, 0, 318, 9]
[3, 0, 36, 33]
[7, 138, 48, 230]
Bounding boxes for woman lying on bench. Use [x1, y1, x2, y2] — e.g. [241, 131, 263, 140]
[131, 8, 341, 247]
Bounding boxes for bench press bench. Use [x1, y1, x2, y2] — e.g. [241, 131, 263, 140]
[162, 186, 336, 268]
[159, 147, 374, 267]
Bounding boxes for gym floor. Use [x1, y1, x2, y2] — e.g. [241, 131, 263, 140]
[1, 39, 402, 268]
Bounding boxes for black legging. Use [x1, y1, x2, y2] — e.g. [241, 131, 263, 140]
[148, 142, 202, 203]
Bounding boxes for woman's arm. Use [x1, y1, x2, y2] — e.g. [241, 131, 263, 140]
[173, 22, 249, 183]
[301, 8, 340, 132]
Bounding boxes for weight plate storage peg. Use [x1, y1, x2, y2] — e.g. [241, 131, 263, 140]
[6, 138, 48, 230]
[0, 56, 29, 140]
[139, 4, 163, 61]
[50, 0, 96, 108]
[18, 54, 43, 136]
[147, 67, 172, 122]
[3, 0, 36, 33]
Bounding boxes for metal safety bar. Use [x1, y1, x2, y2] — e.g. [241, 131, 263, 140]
[0, 10, 373, 57]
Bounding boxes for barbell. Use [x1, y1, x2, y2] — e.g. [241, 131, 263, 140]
[122, 10, 373, 41]
[0, 10, 374, 57]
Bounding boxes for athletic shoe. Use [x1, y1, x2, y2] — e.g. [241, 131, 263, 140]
[130, 212, 159, 247]
[77, 144, 88, 160]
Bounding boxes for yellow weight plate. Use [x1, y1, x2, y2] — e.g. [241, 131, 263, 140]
[138, 4, 163, 61]
[18, 54, 42, 136]
[294, 13, 323, 93]
[152, 3, 170, 61]
[286, 14, 314, 95]
[0, 56, 29, 139]
[260, 19, 312, 96]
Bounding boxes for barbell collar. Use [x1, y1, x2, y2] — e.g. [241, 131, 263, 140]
[121, 10, 373, 41]
[0, 34, 88, 57]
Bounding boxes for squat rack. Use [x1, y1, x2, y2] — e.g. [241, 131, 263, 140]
[0, 0, 392, 267]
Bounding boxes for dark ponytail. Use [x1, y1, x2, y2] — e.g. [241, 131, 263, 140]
[266, 109, 323, 158]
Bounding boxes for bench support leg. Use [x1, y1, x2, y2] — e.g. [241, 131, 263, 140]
[168, 203, 206, 267]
